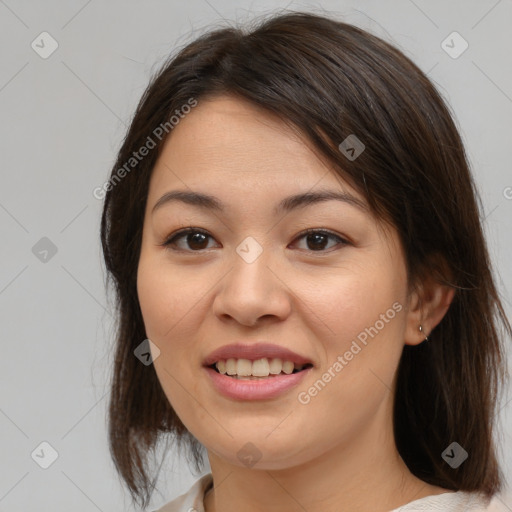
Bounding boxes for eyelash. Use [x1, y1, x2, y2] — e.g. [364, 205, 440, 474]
[160, 227, 349, 254]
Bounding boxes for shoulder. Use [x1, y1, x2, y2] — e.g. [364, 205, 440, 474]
[152, 473, 213, 512]
[151, 480, 510, 512]
[486, 493, 512, 512]
[390, 489, 510, 511]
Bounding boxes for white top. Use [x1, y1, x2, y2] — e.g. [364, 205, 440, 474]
[153, 473, 510, 512]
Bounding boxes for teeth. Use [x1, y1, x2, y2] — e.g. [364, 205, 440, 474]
[282, 361, 294, 375]
[252, 358, 269, 377]
[214, 358, 306, 377]
[217, 360, 227, 374]
[269, 358, 282, 374]
[236, 359, 252, 376]
[225, 358, 237, 375]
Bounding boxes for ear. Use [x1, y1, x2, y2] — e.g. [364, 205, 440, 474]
[403, 275, 456, 347]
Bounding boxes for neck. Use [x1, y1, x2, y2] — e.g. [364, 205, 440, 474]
[203, 401, 443, 512]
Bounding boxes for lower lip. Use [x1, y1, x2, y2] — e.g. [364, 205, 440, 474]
[204, 366, 312, 400]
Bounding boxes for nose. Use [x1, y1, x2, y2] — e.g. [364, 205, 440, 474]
[212, 247, 292, 327]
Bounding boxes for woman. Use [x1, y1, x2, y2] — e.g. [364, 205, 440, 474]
[100, 11, 511, 512]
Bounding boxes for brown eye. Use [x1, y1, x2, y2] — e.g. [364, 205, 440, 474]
[292, 229, 348, 252]
[185, 232, 209, 250]
[162, 229, 217, 251]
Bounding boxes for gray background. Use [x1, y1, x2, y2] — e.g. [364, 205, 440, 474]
[0, 0, 511, 510]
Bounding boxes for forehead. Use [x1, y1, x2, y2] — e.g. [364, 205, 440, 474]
[148, 96, 372, 219]
[147, 95, 363, 207]
[163, 94, 309, 159]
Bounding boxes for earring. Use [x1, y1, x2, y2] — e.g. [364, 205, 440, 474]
[419, 324, 429, 343]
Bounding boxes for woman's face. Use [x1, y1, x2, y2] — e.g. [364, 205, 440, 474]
[137, 94, 415, 470]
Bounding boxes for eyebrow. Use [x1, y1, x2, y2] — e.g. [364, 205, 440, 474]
[151, 188, 368, 216]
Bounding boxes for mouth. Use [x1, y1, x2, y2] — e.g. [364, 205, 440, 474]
[204, 358, 314, 400]
[207, 358, 314, 379]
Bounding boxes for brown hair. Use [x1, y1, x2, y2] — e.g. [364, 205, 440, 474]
[100, 10, 511, 509]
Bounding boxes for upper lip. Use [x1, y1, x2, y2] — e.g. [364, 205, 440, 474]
[203, 342, 313, 367]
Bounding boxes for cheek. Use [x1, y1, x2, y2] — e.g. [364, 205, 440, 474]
[137, 258, 204, 411]
[295, 261, 405, 346]
[137, 257, 205, 342]
[137, 262, 172, 340]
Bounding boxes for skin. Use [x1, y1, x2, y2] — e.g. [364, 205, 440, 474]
[137, 95, 456, 512]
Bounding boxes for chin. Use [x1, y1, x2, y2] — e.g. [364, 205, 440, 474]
[203, 432, 314, 471]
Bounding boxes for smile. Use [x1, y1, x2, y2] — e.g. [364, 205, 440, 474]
[204, 359, 313, 400]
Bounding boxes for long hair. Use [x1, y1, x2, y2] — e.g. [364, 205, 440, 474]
[99, 11, 511, 509]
